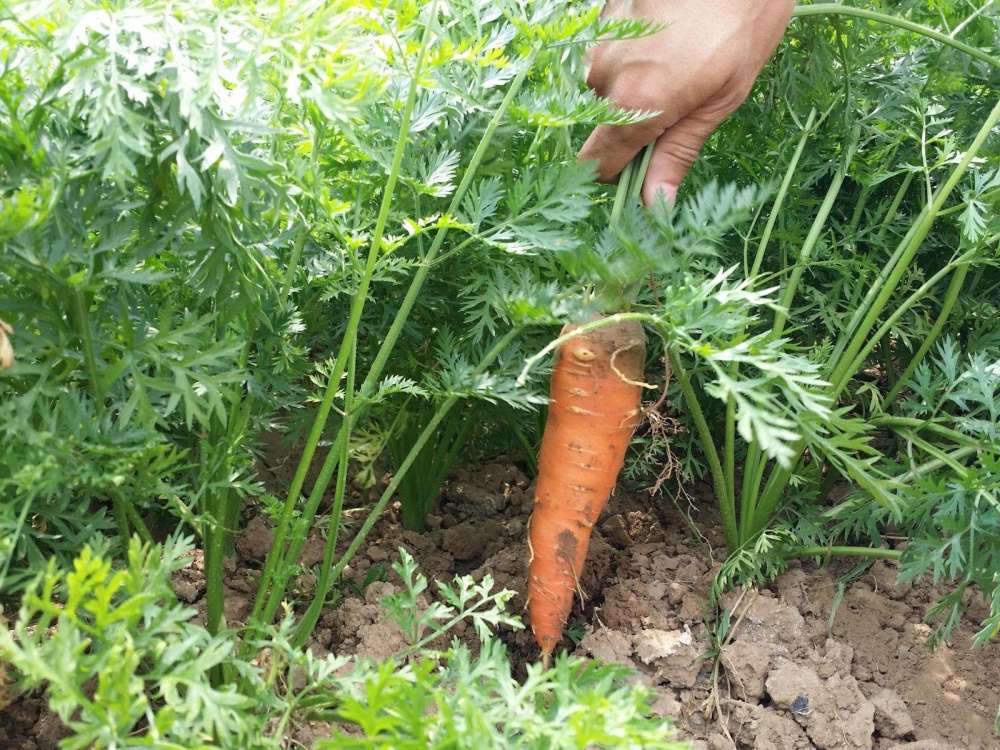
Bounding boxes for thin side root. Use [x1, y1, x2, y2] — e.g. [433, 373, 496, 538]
[643, 349, 673, 417]
[526, 516, 536, 564]
[568, 558, 587, 608]
[610, 341, 657, 389]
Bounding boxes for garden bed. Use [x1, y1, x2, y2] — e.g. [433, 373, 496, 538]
[244, 456, 1000, 749]
[10, 459, 995, 750]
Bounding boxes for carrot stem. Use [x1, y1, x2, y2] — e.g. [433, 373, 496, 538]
[791, 5, 1000, 70]
[733, 108, 816, 542]
[322, 329, 521, 596]
[884, 263, 969, 405]
[249, 7, 439, 624]
[669, 349, 738, 550]
[253, 56, 536, 627]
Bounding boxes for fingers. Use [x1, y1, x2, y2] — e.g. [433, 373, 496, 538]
[578, 118, 664, 183]
[641, 111, 719, 206]
[578, 74, 684, 182]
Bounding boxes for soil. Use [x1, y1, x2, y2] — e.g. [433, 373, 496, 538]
[4, 459, 999, 750]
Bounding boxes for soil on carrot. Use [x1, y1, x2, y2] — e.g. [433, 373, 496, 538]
[5, 458, 999, 750]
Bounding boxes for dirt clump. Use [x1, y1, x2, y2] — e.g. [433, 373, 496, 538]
[601, 513, 633, 548]
[328, 580, 410, 661]
[766, 658, 875, 749]
[171, 548, 206, 603]
[579, 626, 634, 665]
[235, 515, 274, 561]
[725, 699, 813, 749]
[442, 518, 504, 562]
[722, 640, 776, 702]
[869, 688, 915, 740]
[443, 462, 528, 516]
[634, 627, 703, 688]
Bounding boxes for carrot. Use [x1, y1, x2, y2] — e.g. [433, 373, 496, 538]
[528, 316, 646, 663]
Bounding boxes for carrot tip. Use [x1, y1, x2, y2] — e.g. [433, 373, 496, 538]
[541, 651, 552, 670]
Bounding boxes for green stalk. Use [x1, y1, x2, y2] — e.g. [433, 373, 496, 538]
[71, 288, 104, 402]
[0, 495, 32, 591]
[740, 135, 855, 533]
[609, 159, 637, 227]
[773, 128, 857, 338]
[791, 5, 1000, 70]
[830, 173, 914, 368]
[750, 463, 793, 538]
[291, 341, 355, 646]
[279, 229, 308, 307]
[786, 545, 902, 561]
[723, 397, 736, 525]
[626, 144, 654, 208]
[848, 186, 872, 235]
[731, 109, 816, 540]
[250, 12, 438, 621]
[875, 172, 914, 243]
[121, 496, 152, 544]
[750, 98, 1000, 537]
[204, 400, 252, 638]
[902, 446, 976, 482]
[254, 59, 535, 623]
[828, 213, 922, 370]
[204, 488, 230, 636]
[110, 494, 131, 544]
[748, 108, 817, 282]
[873, 415, 984, 449]
[314, 328, 522, 623]
[833, 253, 975, 395]
[904, 433, 971, 479]
[669, 349, 737, 549]
[884, 263, 969, 404]
[828, 98, 1000, 388]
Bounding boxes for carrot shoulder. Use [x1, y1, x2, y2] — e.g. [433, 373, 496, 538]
[528, 317, 646, 660]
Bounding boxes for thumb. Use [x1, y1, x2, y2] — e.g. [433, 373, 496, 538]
[641, 111, 719, 206]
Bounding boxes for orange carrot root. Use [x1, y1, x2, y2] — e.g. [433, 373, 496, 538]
[528, 317, 646, 660]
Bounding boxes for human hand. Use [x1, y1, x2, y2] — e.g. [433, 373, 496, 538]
[579, 0, 794, 205]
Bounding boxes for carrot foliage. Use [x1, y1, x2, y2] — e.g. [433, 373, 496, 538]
[1, 0, 999, 741]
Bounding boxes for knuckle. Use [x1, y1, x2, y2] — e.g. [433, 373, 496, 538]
[659, 138, 702, 167]
[615, 121, 661, 150]
[614, 89, 665, 118]
[608, 68, 669, 117]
